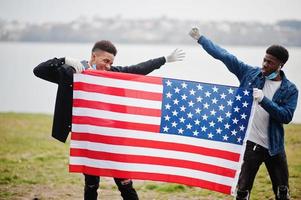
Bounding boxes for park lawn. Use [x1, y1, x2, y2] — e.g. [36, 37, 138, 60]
[0, 112, 300, 200]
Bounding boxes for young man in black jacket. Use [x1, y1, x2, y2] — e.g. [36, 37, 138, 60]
[33, 40, 184, 200]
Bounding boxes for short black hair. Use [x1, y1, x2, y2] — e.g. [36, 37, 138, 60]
[266, 45, 289, 65]
[92, 40, 117, 56]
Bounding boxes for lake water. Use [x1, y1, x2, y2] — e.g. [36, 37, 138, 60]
[0, 42, 300, 123]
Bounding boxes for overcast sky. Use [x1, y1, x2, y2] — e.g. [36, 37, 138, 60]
[0, 0, 300, 23]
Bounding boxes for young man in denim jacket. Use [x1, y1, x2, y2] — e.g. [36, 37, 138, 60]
[189, 27, 298, 200]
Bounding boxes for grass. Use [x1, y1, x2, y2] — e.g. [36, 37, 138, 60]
[0, 112, 300, 200]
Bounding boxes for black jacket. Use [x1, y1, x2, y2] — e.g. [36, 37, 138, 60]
[33, 57, 166, 142]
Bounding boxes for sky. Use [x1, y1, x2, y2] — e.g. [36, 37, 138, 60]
[0, 0, 301, 24]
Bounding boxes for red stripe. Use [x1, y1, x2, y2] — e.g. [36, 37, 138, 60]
[72, 116, 160, 133]
[71, 132, 240, 162]
[69, 165, 231, 194]
[73, 99, 161, 117]
[82, 70, 163, 85]
[73, 82, 162, 101]
[70, 148, 236, 177]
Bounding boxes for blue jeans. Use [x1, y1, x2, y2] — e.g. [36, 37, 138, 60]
[236, 141, 290, 200]
[84, 174, 139, 200]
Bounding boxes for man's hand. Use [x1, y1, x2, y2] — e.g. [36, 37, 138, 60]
[165, 49, 185, 63]
[65, 57, 85, 73]
[253, 88, 264, 102]
[189, 27, 201, 41]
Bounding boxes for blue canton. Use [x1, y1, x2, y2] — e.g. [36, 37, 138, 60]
[160, 78, 253, 145]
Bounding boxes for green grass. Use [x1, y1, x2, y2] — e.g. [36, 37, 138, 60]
[0, 113, 300, 200]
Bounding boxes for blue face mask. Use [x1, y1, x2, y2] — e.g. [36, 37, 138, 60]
[265, 71, 278, 80]
[92, 64, 97, 70]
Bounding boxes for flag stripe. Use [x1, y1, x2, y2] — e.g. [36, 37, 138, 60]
[70, 148, 236, 177]
[70, 140, 238, 169]
[75, 74, 163, 93]
[72, 116, 160, 133]
[73, 91, 162, 109]
[71, 132, 240, 162]
[73, 99, 161, 117]
[74, 82, 162, 101]
[73, 107, 161, 125]
[69, 165, 231, 194]
[72, 124, 243, 153]
[82, 70, 163, 85]
[69, 157, 234, 186]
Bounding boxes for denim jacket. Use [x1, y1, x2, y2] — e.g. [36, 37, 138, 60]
[198, 36, 299, 156]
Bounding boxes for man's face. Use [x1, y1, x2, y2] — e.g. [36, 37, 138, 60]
[91, 50, 115, 71]
[261, 53, 282, 76]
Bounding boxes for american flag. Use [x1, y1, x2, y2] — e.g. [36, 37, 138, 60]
[69, 70, 254, 195]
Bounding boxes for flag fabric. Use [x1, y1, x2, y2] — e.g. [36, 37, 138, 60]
[69, 70, 254, 195]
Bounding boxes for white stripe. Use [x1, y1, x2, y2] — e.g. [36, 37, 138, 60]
[70, 157, 234, 186]
[73, 90, 162, 109]
[74, 74, 163, 93]
[70, 140, 238, 170]
[73, 107, 161, 125]
[71, 124, 242, 154]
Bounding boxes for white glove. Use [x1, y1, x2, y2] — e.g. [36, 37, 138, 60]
[189, 27, 201, 41]
[253, 88, 264, 102]
[65, 57, 85, 73]
[165, 49, 185, 63]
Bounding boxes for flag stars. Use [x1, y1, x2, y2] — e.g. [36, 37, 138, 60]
[210, 109, 216, 116]
[228, 88, 234, 94]
[241, 113, 247, 119]
[237, 137, 242, 143]
[166, 92, 172, 98]
[225, 111, 231, 118]
[202, 114, 208, 120]
[209, 121, 215, 127]
[234, 106, 240, 112]
[211, 98, 218, 104]
[180, 105, 186, 112]
[163, 126, 169, 132]
[212, 86, 219, 92]
[242, 101, 249, 108]
[172, 110, 178, 116]
[195, 108, 201, 114]
[178, 128, 184, 134]
[196, 84, 203, 90]
[171, 121, 178, 127]
[220, 93, 226, 99]
[203, 103, 209, 109]
[223, 135, 229, 141]
[194, 119, 200, 125]
[232, 118, 239, 124]
[187, 112, 193, 118]
[165, 80, 172, 86]
[188, 101, 195, 107]
[179, 117, 186, 123]
[193, 130, 199, 136]
[164, 115, 170, 121]
[235, 95, 242, 101]
[216, 128, 222, 134]
[165, 104, 171, 110]
[190, 89, 196, 95]
[174, 87, 181, 93]
[186, 123, 192, 129]
[231, 129, 237, 136]
[181, 94, 188, 100]
[239, 125, 246, 131]
[173, 99, 179, 105]
[227, 100, 233, 106]
[224, 123, 230, 129]
[218, 104, 225, 111]
[205, 91, 211, 97]
[208, 133, 214, 139]
[181, 82, 188, 88]
[217, 116, 224, 122]
[196, 96, 203, 102]
[201, 126, 207, 132]
[243, 90, 250, 96]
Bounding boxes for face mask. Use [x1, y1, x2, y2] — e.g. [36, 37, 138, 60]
[92, 64, 97, 70]
[265, 71, 278, 80]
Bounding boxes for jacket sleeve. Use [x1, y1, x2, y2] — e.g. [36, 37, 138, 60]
[260, 85, 299, 124]
[111, 57, 166, 75]
[198, 36, 254, 81]
[33, 57, 67, 83]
